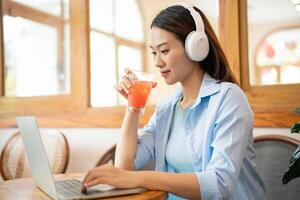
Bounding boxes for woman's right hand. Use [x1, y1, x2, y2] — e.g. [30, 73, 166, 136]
[114, 68, 133, 100]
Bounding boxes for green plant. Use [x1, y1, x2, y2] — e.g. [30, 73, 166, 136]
[291, 107, 300, 133]
[282, 107, 300, 184]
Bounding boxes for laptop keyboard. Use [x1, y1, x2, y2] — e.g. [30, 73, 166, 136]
[55, 179, 87, 198]
[55, 179, 143, 199]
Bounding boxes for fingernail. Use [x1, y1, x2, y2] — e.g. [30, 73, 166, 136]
[81, 186, 87, 194]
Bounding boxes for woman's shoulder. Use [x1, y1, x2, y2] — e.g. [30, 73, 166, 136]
[219, 81, 240, 91]
[217, 82, 253, 115]
[218, 82, 246, 99]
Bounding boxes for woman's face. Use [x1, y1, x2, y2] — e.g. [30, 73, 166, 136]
[149, 27, 199, 85]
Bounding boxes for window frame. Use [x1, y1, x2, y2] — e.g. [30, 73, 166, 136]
[2, 0, 69, 97]
[0, 0, 151, 128]
[88, 0, 146, 106]
[0, 0, 87, 127]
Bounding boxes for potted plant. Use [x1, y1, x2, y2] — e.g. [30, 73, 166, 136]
[282, 107, 300, 184]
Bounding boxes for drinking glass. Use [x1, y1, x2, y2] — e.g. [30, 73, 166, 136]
[127, 70, 155, 113]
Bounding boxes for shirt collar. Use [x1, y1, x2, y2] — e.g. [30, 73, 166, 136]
[170, 73, 220, 109]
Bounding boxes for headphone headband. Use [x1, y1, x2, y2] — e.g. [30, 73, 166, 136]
[164, 2, 209, 61]
[167, 2, 205, 33]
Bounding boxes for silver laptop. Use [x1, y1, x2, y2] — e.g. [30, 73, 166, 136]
[16, 116, 145, 200]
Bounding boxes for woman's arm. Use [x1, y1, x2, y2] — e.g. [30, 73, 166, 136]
[114, 69, 157, 170]
[114, 110, 140, 170]
[82, 164, 201, 199]
[113, 69, 141, 170]
[136, 171, 201, 200]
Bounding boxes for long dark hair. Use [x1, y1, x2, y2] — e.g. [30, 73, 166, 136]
[151, 5, 237, 84]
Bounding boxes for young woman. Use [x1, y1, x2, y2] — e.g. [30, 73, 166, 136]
[82, 3, 265, 200]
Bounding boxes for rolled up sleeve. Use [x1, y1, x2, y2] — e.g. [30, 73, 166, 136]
[198, 86, 253, 199]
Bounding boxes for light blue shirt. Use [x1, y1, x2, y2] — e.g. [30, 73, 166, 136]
[166, 100, 195, 200]
[134, 73, 265, 200]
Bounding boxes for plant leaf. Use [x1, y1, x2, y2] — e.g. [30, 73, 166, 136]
[289, 145, 300, 165]
[291, 122, 300, 133]
[294, 107, 300, 115]
[282, 145, 300, 184]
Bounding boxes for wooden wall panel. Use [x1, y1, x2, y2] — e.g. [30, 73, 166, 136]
[0, 0, 3, 96]
[0, 105, 155, 128]
[219, 0, 241, 83]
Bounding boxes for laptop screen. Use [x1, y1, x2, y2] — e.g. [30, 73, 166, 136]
[16, 116, 59, 200]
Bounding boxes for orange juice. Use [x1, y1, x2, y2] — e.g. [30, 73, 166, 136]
[128, 81, 152, 108]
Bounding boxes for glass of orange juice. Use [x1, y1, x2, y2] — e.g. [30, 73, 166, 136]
[127, 70, 155, 113]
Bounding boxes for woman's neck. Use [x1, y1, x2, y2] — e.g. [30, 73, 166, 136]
[180, 68, 204, 109]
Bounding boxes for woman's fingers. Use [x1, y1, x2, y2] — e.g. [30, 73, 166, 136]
[82, 165, 114, 188]
[150, 81, 157, 88]
[120, 82, 129, 94]
[82, 167, 105, 190]
[114, 74, 133, 100]
[114, 84, 122, 92]
[122, 76, 132, 89]
[82, 164, 138, 190]
[83, 170, 98, 185]
[125, 68, 139, 80]
[124, 68, 132, 75]
[81, 171, 95, 192]
[84, 177, 103, 188]
[114, 81, 129, 99]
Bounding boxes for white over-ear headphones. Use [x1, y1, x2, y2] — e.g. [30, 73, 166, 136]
[167, 3, 210, 61]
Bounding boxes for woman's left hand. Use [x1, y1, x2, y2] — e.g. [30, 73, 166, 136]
[81, 164, 139, 192]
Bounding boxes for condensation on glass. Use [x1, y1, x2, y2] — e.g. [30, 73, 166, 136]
[247, 0, 300, 85]
[2, 0, 71, 97]
[89, 0, 144, 107]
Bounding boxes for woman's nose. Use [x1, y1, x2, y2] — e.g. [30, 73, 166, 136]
[155, 56, 165, 68]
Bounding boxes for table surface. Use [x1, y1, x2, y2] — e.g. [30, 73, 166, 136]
[0, 173, 167, 200]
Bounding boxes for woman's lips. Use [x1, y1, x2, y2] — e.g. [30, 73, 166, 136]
[161, 70, 171, 78]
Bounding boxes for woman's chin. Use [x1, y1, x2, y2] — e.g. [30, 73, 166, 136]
[164, 78, 177, 85]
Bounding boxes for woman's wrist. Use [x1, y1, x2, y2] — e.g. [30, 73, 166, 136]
[126, 106, 143, 114]
[133, 171, 145, 188]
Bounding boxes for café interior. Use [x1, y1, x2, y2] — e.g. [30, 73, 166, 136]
[0, 0, 300, 199]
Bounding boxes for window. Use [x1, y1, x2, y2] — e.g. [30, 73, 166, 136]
[0, 0, 148, 127]
[246, 0, 300, 86]
[254, 28, 300, 85]
[2, 0, 70, 97]
[89, 0, 144, 107]
[0, 0, 85, 124]
[220, 0, 300, 127]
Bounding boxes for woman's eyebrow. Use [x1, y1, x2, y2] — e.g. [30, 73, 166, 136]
[149, 42, 169, 49]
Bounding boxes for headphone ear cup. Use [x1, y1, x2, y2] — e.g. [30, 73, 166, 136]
[185, 31, 209, 61]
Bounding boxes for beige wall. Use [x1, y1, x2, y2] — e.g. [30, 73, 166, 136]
[1, 127, 299, 181]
